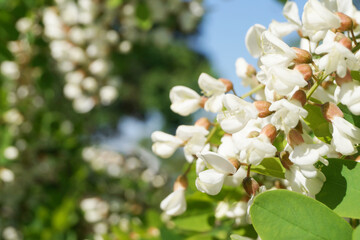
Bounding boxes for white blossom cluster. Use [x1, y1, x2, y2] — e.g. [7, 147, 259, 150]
[152, 0, 360, 218]
[43, 0, 120, 113]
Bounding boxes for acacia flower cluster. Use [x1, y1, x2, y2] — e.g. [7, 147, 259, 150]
[152, 0, 360, 218]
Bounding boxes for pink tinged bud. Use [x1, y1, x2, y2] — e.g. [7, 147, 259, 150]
[335, 12, 353, 32]
[356, 156, 360, 162]
[294, 64, 313, 81]
[335, 33, 352, 50]
[280, 151, 293, 170]
[294, 121, 303, 134]
[291, 47, 312, 64]
[321, 80, 333, 89]
[321, 102, 344, 122]
[173, 175, 188, 191]
[254, 101, 273, 118]
[291, 90, 307, 106]
[335, 70, 352, 86]
[287, 129, 304, 148]
[219, 78, 233, 92]
[195, 117, 211, 130]
[228, 158, 241, 171]
[199, 96, 208, 108]
[246, 65, 257, 77]
[261, 124, 277, 143]
[242, 176, 259, 196]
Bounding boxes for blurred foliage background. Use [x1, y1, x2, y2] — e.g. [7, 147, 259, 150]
[0, 0, 215, 239]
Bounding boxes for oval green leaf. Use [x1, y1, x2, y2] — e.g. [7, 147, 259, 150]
[251, 157, 285, 179]
[250, 190, 352, 240]
[316, 158, 360, 218]
[353, 225, 360, 240]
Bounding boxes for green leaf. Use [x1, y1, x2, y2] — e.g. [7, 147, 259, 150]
[250, 190, 352, 240]
[338, 103, 360, 128]
[351, 70, 360, 82]
[251, 157, 285, 179]
[316, 158, 360, 218]
[303, 104, 332, 143]
[353, 225, 360, 240]
[173, 213, 213, 232]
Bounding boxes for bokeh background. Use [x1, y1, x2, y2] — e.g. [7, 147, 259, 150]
[1, 0, 354, 239]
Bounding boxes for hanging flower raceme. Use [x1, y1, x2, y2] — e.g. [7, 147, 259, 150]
[153, 0, 360, 226]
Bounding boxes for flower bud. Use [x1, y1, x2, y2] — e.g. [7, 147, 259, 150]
[335, 12, 353, 32]
[321, 80, 333, 89]
[261, 124, 277, 143]
[287, 129, 304, 148]
[335, 33, 352, 50]
[247, 131, 260, 138]
[294, 64, 312, 81]
[280, 151, 293, 170]
[355, 156, 360, 162]
[228, 158, 241, 171]
[321, 102, 344, 122]
[195, 117, 211, 130]
[173, 175, 188, 191]
[219, 78, 233, 92]
[246, 64, 257, 77]
[254, 101, 273, 118]
[291, 90, 306, 106]
[294, 121, 303, 134]
[335, 70, 352, 86]
[291, 47, 312, 64]
[242, 177, 259, 196]
[199, 96, 208, 108]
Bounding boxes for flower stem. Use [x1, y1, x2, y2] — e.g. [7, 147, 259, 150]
[306, 74, 325, 100]
[205, 123, 219, 144]
[241, 84, 265, 99]
[351, 28, 358, 45]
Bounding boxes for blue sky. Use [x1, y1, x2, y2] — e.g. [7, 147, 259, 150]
[195, 0, 307, 95]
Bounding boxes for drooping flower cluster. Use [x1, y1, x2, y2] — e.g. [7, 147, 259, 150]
[43, 0, 120, 113]
[153, 0, 360, 218]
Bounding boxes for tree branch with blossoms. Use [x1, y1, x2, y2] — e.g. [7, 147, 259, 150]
[152, 0, 360, 239]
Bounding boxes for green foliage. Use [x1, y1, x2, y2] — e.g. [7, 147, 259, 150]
[351, 70, 360, 82]
[316, 158, 360, 218]
[353, 226, 360, 240]
[251, 157, 285, 179]
[339, 103, 360, 128]
[303, 104, 332, 143]
[250, 190, 353, 240]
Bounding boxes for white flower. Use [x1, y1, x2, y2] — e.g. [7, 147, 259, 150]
[99, 85, 118, 105]
[315, 31, 356, 78]
[160, 189, 186, 216]
[269, 99, 308, 132]
[334, 81, 360, 115]
[283, 1, 301, 26]
[236, 133, 277, 166]
[331, 116, 360, 155]
[235, 58, 258, 88]
[302, 0, 340, 41]
[169, 86, 201, 116]
[289, 143, 329, 166]
[196, 169, 227, 195]
[257, 66, 307, 96]
[217, 94, 258, 134]
[245, 24, 266, 58]
[195, 152, 237, 195]
[260, 31, 297, 67]
[151, 131, 183, 158]
[268, 20, 298, 38]
[198, 73, 227, 113]
[0, 168, 15, 182]
[285, 164, 326, 198]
